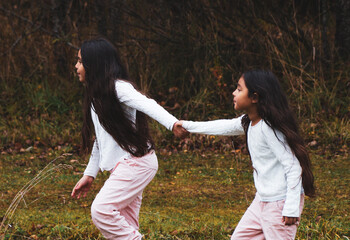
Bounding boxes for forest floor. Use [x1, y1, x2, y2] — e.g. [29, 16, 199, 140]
[0, 144, 349, 239]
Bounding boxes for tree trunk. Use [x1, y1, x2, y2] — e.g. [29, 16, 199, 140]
[320, 0, 330, 62]
[335, 0, 350, 61]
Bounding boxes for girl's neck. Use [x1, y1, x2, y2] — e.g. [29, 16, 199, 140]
[247, 111, 261, 126]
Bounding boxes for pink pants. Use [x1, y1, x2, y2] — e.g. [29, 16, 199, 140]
[231, 194, 304, 240]
[91, 151, 158, 240]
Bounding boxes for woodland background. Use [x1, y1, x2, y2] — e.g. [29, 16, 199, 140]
[0, 0, 349, 239]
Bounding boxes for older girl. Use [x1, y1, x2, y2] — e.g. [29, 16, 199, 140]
[71, 38, 187, 239]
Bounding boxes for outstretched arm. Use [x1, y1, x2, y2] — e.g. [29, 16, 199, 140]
[180, 116, 245, 136]
[116, 81, 179, 131]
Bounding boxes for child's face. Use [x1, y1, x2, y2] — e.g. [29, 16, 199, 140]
[75, 50, 85, 82]
[232, 77, 257, 113]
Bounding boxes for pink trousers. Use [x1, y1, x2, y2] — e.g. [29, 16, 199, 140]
[231, 194, 304, 240]
[91, 151, 158, 240]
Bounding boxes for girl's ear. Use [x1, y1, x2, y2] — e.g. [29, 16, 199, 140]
[251, 93, 259, 103]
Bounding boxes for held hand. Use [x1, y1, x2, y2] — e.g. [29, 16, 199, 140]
[172, 121, 189, 139]
[282, 216, 299, 225]
[71, 175, 94, 199]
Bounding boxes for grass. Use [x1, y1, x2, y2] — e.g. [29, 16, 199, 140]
[0, 145, 349, 239]
[1, 1, 349, 238]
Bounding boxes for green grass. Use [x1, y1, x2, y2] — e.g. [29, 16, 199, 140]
[0, 146, 349, 239]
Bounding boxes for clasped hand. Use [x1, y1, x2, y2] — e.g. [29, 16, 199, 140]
[172, 121, 189, 139]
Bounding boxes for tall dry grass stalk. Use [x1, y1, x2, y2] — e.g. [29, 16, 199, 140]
[0, 154, 73, 238]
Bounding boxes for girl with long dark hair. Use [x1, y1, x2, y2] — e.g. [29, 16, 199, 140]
[175, 70, 315, 239]
[71, 38, 187, 239]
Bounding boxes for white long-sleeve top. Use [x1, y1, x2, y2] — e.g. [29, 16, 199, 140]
[182, 116, 303, 217]
[83, 80, 178, 178]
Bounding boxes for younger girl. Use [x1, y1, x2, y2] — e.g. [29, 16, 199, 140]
[175, 70, 315, 239]
[71, 38, 187, 239]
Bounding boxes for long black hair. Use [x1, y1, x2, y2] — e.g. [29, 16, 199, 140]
[241, 70, 315, 197]
[80, 37, 154, 157]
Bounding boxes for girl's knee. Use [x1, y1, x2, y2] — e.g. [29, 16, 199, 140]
[91, 200, 122, 221]
[91, 200, 110, 221]
[90, 200, 100, 221]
